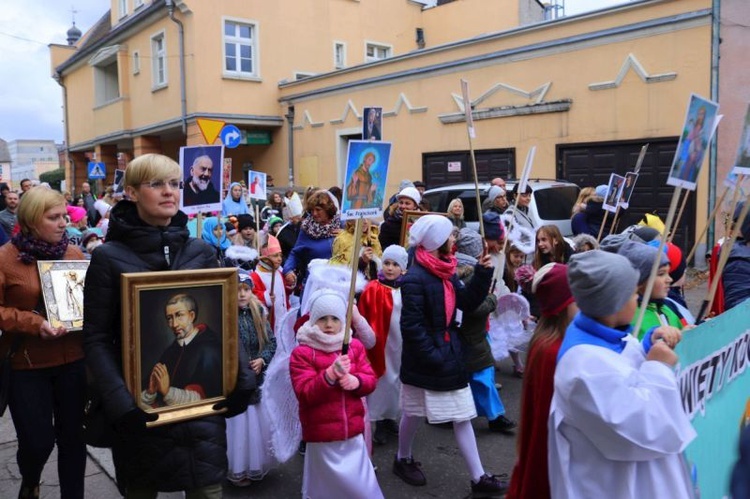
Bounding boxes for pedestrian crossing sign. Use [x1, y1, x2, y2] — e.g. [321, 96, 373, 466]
[88, 162, 106, 180]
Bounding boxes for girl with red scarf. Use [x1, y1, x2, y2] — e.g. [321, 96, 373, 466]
[393, 215, 508, 497]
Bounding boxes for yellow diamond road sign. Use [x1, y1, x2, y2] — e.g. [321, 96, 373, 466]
[196, 118, 225, 145]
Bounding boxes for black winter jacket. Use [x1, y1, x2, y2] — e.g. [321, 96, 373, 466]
[399, 256, 492, 391]
[83, 200, 255, 492]
[456, 266, 498, 373]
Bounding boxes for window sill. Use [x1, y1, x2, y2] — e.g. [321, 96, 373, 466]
[222, 72, 262, 83]
[93, 96, 125, 110]
[151, 83, 168, 93]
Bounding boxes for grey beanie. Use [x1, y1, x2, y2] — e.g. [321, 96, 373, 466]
[456, 228, 484, 258]
[567, 250, 638, 318]
[617, 240, 669, 285]
[382, 244, 408, 269]
[599, 232, 632, 253]
[487, 185, 506, 204]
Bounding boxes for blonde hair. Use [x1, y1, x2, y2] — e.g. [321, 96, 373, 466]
[16, 186, 66, 236]
[571, 186, 596, 216]
[447, 198, 464, 218]
[125, 154, 181, 187]
[238, 282, 271, 352]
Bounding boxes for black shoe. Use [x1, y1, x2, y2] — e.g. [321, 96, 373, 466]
[383, 418, 400, 434]
[373, 421, 388, 445]
[298, 441, 307, 455]
[426, 420, 453, 429]
[471, 473, 509, 498]
[393, 455, 427, 486]
[18, 483, 40, 499]
[488, 415, 517, 433]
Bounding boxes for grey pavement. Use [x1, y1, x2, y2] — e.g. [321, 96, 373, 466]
[0, 275, 708, 498]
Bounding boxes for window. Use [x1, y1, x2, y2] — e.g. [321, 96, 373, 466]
[334, 42, 346, 69]
[365, 42, 391, 63]
[118, 0, 128, 18]
[151, 32, 167, 89]
[94, 61, 120, 105]
[223, 19, 258, 79]
[132, 51, 140, 75]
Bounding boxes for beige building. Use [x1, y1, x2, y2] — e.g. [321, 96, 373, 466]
[52, 0, 745, 259]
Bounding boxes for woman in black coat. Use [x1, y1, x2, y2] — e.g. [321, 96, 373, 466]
[83, 154, 255, 497]
[393, 215, 508, 497]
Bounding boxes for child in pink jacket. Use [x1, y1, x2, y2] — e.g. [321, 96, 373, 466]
[290, 290, 382, 499]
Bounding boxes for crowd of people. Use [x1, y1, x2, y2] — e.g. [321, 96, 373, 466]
[1, 157, 749, 499]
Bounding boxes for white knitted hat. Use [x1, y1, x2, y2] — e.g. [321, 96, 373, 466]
[397, 186, 421, 205]
[308, 289, 347, 324]
[382, 244, 408, 269]
[409, 214, 453, 251]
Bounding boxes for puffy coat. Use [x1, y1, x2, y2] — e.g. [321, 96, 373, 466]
[290, 336, 377, 443]
[83, 200, 255, 492]
[571, 199, 605, 237]
[282, 226, 334, 284]
[723, 241, 750, 310]
[378, 204, 405, 249]
[400, 258, 492, 391]
[456, 266, 498, 373]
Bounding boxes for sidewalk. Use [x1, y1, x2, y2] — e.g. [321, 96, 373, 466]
[0, 412, 120, 498]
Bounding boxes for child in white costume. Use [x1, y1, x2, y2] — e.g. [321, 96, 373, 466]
[251, 234, 291, 333]
[358, 244, 408, 445]
[548, 250, 696, 498]
[290, 290, 382, 499]
[226, 271, 277, 486]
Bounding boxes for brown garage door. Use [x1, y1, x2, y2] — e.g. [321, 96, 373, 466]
[422, 149, 515, 188]
[557, 138, 694, 252]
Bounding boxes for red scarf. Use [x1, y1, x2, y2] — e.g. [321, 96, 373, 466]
[416, 246, 457, 330]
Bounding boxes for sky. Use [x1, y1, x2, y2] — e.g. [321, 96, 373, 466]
[0, 0, 628, 144]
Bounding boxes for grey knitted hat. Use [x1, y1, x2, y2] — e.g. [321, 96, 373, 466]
[456, 228, 484, 259]
[617, 240, 669, 285]
[567, 250, 638, 318]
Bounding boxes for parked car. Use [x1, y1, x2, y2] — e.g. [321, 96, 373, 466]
[422, 179, 580, 236]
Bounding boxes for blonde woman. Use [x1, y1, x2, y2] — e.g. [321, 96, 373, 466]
[447, 198, 466, 229]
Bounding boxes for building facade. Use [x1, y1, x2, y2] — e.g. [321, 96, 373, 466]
[6, 139, 60, 185]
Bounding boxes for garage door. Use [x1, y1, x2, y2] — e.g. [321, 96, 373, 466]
[422, 149, 515, 188]
[557, 138, 694, 252]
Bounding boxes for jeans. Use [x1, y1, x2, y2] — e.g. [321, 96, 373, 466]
[9, 360, 86, 499]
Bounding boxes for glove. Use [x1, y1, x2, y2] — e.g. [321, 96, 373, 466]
[324, 355, 350, 383]
[213, 388, 254, 418]
[338, 374, 361, 391]
[116, 408, 158, 435]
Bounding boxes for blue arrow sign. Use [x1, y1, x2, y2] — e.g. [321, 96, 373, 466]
[220, 125, 242, 149]
[88, 162, 106, 180]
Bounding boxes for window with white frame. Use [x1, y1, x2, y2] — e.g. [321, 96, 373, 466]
[151, 32, 167, 89]
[334, 42, 346, 69]
[365, 42, 391, 63]
[118, 0, 128, 18]
[223, 19, 258, 78]
[132, 51, 140, 74]
[89, 45, 121, 106]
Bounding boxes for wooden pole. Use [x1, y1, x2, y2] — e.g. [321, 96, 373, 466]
[196, 213, 203, 240]
[685, 184, 730, 265]
[596, 210, 610, 243]
[633, 186, 682, 336]
[609, 205, 622, 235]
[341, 217, 364, 355]
[255, 202, 261, 253]
[461, 79, 484, 238]
[697, 196, 750, 322]
[667, 190, 691, 243]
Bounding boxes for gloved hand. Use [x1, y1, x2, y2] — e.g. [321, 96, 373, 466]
[213, 388, 254, 418]
[338, 374, 361, 391]
[325, 355, 350, 383]
[116, 408, 158, 435]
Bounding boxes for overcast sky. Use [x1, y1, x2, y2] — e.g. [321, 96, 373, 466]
[0, 0, 628, 144]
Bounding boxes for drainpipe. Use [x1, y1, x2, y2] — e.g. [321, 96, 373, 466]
[54, 70, 74, 192]
[706, 0, 720, 264]
[166, 0, 187, 136]
[285, 105, 295, 187]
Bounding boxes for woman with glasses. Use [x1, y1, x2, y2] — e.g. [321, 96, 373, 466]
[83, 154, 255, 497]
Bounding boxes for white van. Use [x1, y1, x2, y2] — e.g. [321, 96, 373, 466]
[421, 180, 580, 236]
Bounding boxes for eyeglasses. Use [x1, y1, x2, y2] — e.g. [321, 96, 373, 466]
[141, 180, 182, 190]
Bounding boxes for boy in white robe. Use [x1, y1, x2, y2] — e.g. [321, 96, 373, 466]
[548, 250, 697, 498]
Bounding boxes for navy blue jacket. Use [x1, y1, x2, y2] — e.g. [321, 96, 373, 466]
[723, 241, 750, 310]
[571, 200, 606, 237]
[399, 257, 492, 391]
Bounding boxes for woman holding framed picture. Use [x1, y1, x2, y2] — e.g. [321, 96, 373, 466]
[0, 186, 86, 499]
[83, 154, 255, 498]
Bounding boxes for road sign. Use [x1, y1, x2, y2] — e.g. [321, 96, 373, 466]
[88, 162, 106, 180]
[196, 118, 225, 145]
[221, 125, 242, 149]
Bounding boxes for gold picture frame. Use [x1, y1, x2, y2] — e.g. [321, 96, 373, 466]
[399, 210, 450, 248]
[37, 260, 90, 332]
[121, 268, 238, 427]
